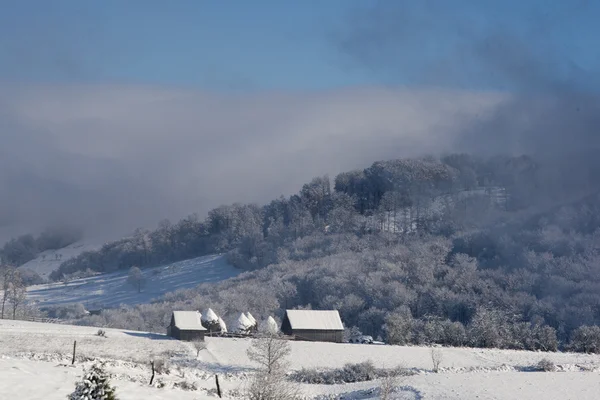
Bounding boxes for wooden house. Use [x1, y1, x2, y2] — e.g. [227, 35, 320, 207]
[167, 311, 206, 341]
[281, 309, 344, 343]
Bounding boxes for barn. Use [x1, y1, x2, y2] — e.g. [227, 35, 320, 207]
[281, 309, 344, 343]
[167, 311, 206, 341]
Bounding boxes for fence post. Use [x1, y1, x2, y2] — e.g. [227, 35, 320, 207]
[215, 374, 222, 398]
[149, 361, 155, 385]
[71, 340, 77, 365]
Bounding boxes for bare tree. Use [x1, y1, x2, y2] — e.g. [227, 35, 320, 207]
[379, 373, 399, 400]
[1, 267, 25, 320]
[127, 266, 146, 293]
[245, 335, 302, 400]
[192, 339, 207, 357]
[246, 370, 302, 400]
[430, 348, 443, 373]
[0, 266, 12, 319]
[246, 334, 291, 375]
[10, 274, 26, 319]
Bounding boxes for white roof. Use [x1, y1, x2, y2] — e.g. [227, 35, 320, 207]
[285, 310, 344, 331]
[172, 311, 206, 331]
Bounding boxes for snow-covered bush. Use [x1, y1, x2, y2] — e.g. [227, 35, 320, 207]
[153, 358, 170, 374]
[536, 358, 556, 372]
[44, 303, 88, 320]
[173, 380, 198, 391]
[246, 370, 302, 400]
[68, 363, 117, 400]
[290, 361, 412, 384]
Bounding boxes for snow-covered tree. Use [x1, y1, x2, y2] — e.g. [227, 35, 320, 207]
[68, 363, 117, 400]
[126, 266, 146, 293]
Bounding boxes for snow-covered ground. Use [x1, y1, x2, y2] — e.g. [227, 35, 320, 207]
[1, 319, 599, 400]
[18, 241, 100, 280]
[26, 254, 239, 309]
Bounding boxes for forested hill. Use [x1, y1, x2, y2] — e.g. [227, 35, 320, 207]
[62, 152, 600, 352]
[50, 154, 536, 281]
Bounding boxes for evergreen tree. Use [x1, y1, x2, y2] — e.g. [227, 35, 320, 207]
[68, 363, 117, 400]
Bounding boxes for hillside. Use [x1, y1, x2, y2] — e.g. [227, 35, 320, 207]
[18, 241, 100, 280]
[1, 319, 600, 400]
[6, 153, 600, 355]
[27, 254, 239, 310]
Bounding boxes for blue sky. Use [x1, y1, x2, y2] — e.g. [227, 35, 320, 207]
[0, 0, 598, 91]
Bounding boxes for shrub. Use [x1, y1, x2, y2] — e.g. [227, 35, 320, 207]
[536, 358, 556, 372]
[290, 361, 412, 384]
[43, 303, 88, 320]
[173, 380, 197, 391]
[153, 358, 170, 375]
[430, 348, 443, 372]
[96, 329, 107, 338]
[568, 325, 600, 354]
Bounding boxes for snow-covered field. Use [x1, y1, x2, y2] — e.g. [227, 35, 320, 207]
[26, 254, 239, 309]
[1, 319, 599, 400]
[18, 241, 100, 280]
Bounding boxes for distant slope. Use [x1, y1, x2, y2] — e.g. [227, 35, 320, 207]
[27, 254, 239, 309]
[18, 241, 100, 280]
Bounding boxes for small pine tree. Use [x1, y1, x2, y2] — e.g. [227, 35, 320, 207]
[68, 363, 117, 400]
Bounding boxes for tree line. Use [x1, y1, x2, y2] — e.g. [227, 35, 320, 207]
[50, 154, 535, 280]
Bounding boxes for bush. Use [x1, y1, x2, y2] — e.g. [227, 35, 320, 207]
[536, 358, 555, 372]
[18, 268, 45, 286]
[568, 325, 600, 354]
[290, 361, 411, 384]
[43, 303, 88, 320]
[153, 358, 170, 375]
[96, 329, 107, 338]
[173, 380, 197, 391]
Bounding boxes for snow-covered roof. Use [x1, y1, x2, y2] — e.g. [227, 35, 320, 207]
[172, 311, 206, 331]
[285, 310, 344, 331]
